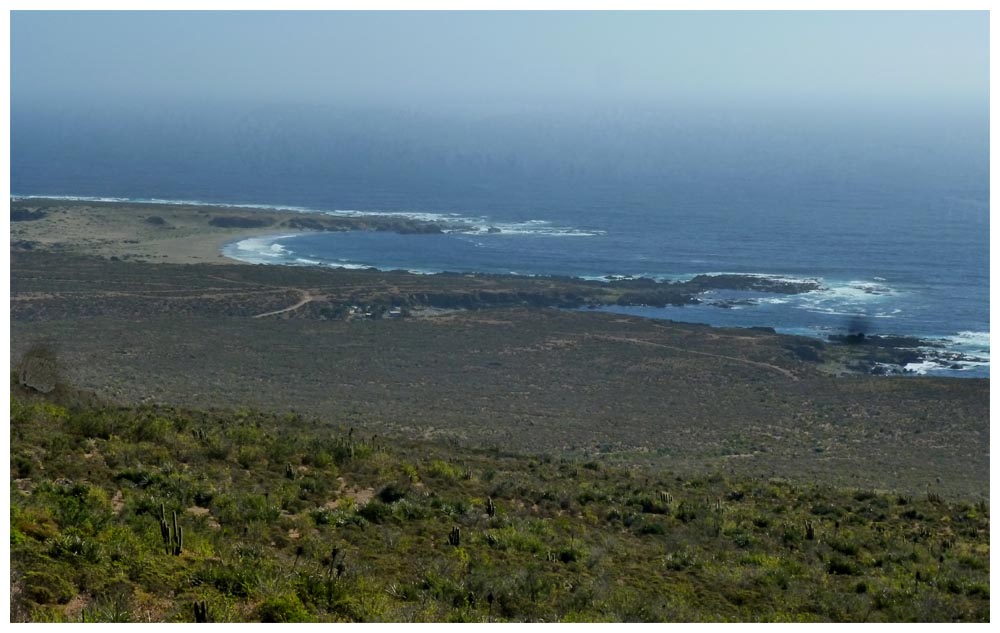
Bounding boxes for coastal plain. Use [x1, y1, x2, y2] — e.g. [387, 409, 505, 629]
[9, 200, 989, 499]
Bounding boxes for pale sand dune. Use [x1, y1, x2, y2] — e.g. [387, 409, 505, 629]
[10, 200, 309, 264]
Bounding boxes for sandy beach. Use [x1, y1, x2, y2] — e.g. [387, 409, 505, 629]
[10, 199, 317, 264]
[10, 198, 449, 265]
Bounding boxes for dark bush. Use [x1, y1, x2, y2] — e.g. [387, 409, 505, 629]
[358, 500, 393, 524]
[827, 558, 859, 575]
[377, 483, 407, 503]
[638, 521, 667, 535]
[209, 216, 272, 228]
[11, 209, 47, 222]
[17, 344, 61, 394]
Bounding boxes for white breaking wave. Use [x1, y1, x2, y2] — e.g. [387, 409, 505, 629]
[947, 331, 991, 350]
[793, 278, 900, 317]
[902, 361, 942, 375]
[454, 222, 607, 237]
[326, 262, 372, 271]
[12, 193, 605, 238]
[225, 234, 298, 263]
[905, 359, 991, 375]
[929, 331, 990, 362]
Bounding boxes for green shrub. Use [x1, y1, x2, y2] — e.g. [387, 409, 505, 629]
[636, 496, 669, 515]
[24, 571, 75, 605]
[235, 446, 264, 470]
[392, 499, 434, 521]
[308, 451, 334, 469]
[558, 546, 585, 563]
[310, 508, 335, 526]
[828, 537, 860, 557]
[358, 501, 393, 524]
[48, 533, 104, 563]
[426, 460, 464, 481]
[257, 594, 311, 622]
[12, 452, 35, 478]
[114, 468, 162, 489]
[191, 563, 259, 598]
[132, 416, 172, 443]
[12, 507, 59, 541]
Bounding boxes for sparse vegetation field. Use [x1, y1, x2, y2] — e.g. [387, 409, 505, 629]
[10, 386, 990, 622]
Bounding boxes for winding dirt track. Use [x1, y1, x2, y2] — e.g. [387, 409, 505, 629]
[252, 291, 318, 319]
[587, 334, 800, 381]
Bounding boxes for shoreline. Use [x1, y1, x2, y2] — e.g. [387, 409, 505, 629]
[10, 196, 444, 265]
[10, 197, 990, 378]
[219, 233, 990, 378]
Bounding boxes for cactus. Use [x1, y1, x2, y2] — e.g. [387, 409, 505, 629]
[292, 544, 305, 570]
[658, 491, 673, 504]
[160, 506, 183, 555]
[805, 521, 815, 541]
[327, 546, 346, 578]
[285, 463, 295, 480]
[172, 511, 183, 555]
[448, 526, 461, 547]
[193, 600, 208, 623]
[486, 496, 496, 518]
[159, 504, 170, 547]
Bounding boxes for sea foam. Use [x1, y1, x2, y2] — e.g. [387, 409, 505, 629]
[14, 194, 604, 239]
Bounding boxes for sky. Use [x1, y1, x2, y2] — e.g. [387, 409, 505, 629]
[10, 11, 990, 112]
[10, 10, 990, 210]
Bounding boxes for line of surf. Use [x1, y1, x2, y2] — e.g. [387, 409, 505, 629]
[11, 193, 606, 238]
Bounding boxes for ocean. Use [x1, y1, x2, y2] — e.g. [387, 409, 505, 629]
[11, 101, 990, 377]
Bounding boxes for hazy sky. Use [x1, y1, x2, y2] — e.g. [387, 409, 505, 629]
[10, 11, 989, 111]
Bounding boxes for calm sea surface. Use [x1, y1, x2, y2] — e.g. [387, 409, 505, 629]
[12, 102, 989, 376]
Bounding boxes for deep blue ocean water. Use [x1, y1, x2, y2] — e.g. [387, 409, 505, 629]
[12, 101, 990, 376]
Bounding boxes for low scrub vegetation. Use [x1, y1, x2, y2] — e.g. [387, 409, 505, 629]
[10, 386, 989, 622]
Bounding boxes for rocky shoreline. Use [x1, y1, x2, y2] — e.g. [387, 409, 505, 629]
[824, 333, 986, 376]
[10, 199, 987, 378]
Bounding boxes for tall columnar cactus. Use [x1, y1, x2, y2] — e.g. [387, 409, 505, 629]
[171, 511, 183, 555]
[193, 600, 208, 623]
[160, 505, 183, 555]
[805, 521, 816, 541]
[285, 462, 295, 480]
[327, 546, 346, 578]
[448, 526, 461, 547]
[486, 496, 496, 518]
[159, 504, 170, 547]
